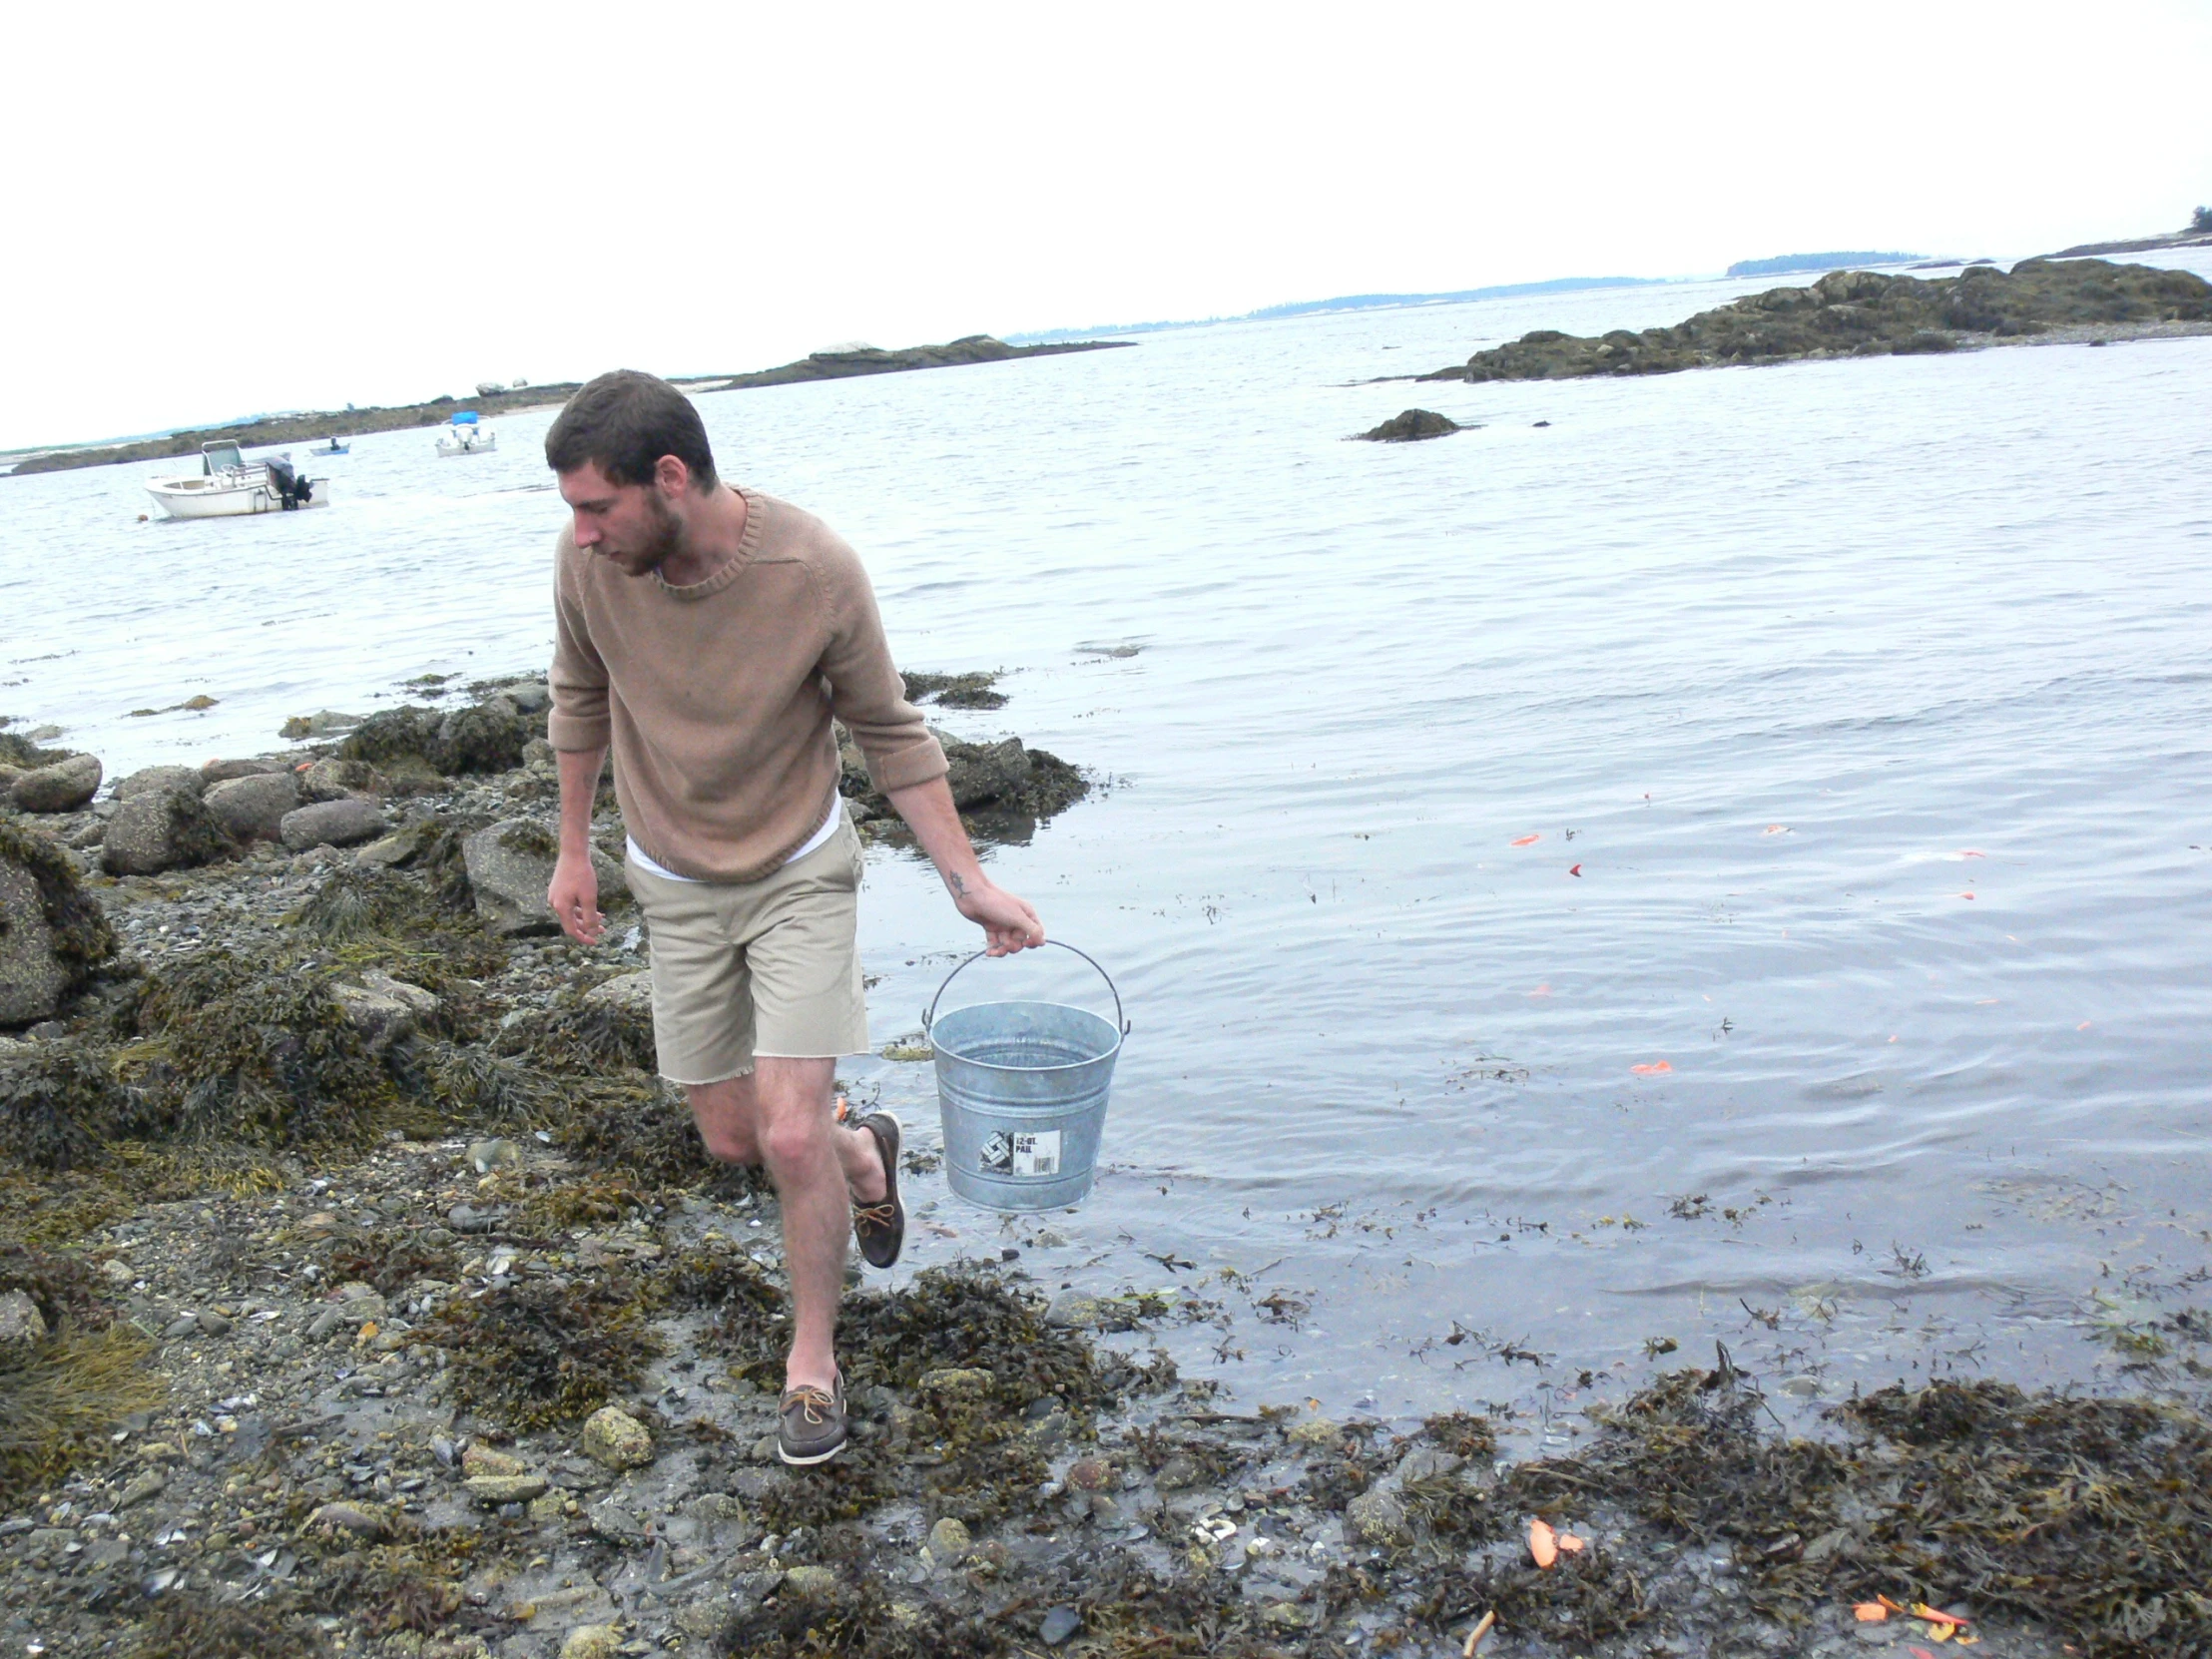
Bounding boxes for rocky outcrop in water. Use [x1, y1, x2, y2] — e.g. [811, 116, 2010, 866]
[1356, 408, 1460, 442]
[1420, 258, 2212, 383]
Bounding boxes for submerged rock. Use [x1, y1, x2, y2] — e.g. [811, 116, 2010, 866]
[1357, 408, 1459, 442]
[10, 754, 102, 815]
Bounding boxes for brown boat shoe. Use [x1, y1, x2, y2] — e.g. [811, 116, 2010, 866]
[851, 1111, 905, 1270]
[778, 1373, 847, 1465]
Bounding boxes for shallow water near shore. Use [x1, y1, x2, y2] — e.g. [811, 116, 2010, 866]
[7, 252, 2212, 1434]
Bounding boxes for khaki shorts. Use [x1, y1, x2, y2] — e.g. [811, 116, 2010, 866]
[625, 815, 870, 1086]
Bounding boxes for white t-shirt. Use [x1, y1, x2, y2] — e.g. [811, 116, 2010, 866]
[626, 797, 843, 884]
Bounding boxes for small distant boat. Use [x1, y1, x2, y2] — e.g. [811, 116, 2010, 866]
[436, 410, 496, 457]
[145, 441, 330, 520]
[310, 437, 349, 455]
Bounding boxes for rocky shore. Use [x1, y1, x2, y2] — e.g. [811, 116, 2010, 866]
[7, 336, 1131, 478]
[1418, 258, 2212, 383]
[2, 680, 2209, 1657]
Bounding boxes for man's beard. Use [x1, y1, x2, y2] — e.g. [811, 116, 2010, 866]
[625, 491, 687, 576]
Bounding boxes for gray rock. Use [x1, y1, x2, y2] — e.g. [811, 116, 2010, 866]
[279, 798, 386, 851]
[579, 1406, 654, 1469]
[780, 1564, 839, 1597]
[1040, 1605, 1081, 1646]
[924, 1515, 971, 1564]
[462, 819, 626, 937]
[466, 1474, 549, 1505]
[583, 970, 652, 1016]
[11, 754, 103, 814]
[0, 857, 69, 1026]
[0, 1290, 47, 1350]
[1045, 1290, 1104, 1330]
[1394, 1447, 1464, 1483]
[306, 1308, 344, 1341]
[506, 682, 552, 715]
[102, 787, 232, 875]
[114, 765, 205, 801]
[560, 1626, 622, 1659]
[362, 970, 439, 1017]
[116, 1471, 165, 1509]
[200, 758, 281, 785]
[309, 1501, 389, 1538]
[330, 983, 419, 1056]
[196, 1309, 232, 1336]
[202, 770, 300, 842]
[944, 735, 1033, 810]
[297, 757, 381, 804]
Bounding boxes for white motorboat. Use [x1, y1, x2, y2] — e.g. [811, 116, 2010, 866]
[435, 411, 496, 456]
[144, 441, 329, 520]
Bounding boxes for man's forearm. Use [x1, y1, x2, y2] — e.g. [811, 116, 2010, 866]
[556, 746, 607, 856]
[883, 775, 985, 900]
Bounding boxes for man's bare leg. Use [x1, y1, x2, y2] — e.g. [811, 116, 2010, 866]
[744, 1057, 889, 1391]
[686, 1073, 765, 1166]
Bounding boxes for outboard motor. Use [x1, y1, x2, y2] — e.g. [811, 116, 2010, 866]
[266, 454, 306, 509]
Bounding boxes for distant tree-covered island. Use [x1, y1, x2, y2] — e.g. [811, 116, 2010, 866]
[1726, 251, 1922, 278]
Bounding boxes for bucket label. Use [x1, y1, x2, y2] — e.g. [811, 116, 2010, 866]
[980, 1130, 1062, 1179]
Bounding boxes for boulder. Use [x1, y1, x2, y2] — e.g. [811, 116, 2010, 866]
[462, 819, 626, 936]
[279, 798, 387, 851]
[0, 856, 69, 1026]
[298, 758, 380, 804]
[200, 758, 281, 785]
[203, 771, 300, 842]
[434, 697, 528, 774]
[583, 970, 652, 1017]
[11, 754, 102, 814]
[505, 681, 552, 715]
[113, 765, 205, 801]
[0, 1290, 47, 1351]
[101, 787, 232, 875]
[0, 827, 114, 1035]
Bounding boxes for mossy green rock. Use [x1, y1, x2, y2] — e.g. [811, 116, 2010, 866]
[102, 786, 231, 875]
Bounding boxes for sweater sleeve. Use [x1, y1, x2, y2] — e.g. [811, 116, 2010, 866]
[547, 532, 614, 753]
[814, 532, 947, 795]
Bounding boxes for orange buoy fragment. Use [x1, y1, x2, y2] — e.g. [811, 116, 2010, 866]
[1630, 1061, 1673, 1075]
[1511, 833, 1540, 846]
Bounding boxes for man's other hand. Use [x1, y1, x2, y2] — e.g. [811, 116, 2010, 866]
[548, 849, 605, 944]
[954, 877, 1045, 957]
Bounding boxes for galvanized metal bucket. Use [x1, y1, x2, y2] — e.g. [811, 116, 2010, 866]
[924, 941, 1128, 1213]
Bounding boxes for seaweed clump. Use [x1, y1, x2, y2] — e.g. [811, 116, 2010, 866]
[0, 1251, 162, 1503]
[902, 670, 1007, 710]
[421, 1269, 661, 1429]
[126, 1593, 328, 1659]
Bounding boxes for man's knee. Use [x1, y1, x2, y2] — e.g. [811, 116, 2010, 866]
[758, 1109, 824, 1174]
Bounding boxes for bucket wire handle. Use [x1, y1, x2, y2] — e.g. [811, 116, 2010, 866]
[923, 939, 1129, 1038]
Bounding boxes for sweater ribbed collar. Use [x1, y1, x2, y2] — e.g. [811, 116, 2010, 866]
[654, 486, 766, 602]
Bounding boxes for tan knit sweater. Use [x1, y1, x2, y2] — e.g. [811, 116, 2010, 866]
[548, 487, 947, 882]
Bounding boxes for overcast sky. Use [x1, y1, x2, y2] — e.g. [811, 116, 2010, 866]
[4, 0, 2207, 450]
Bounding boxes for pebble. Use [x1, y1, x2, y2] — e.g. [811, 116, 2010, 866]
[466, 1474, 549, 1505]
[467, 1138, 524, 1173]
[781, 1564, 840, 1596]
[461, 1443, 526, 1478]
[1286, 1416, 1342, 1446]
[308, 1502, 388, 1538]
[559, 1626, 623, 1659]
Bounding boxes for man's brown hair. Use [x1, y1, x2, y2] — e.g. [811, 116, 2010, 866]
[544, 369, 719, 491]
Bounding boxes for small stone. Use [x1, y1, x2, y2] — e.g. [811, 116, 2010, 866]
[781, 1564, 839, 1597]
[579, 1406, 653, 1469]
[1344, 1485, 1410, 1548]
[195, 1309, 233, 1337]
[116, 1471, 166, 1509]
[98, 1259, 133, 1285]
[924, 1515, 971, 1564]
[526, 1491, 566, 1523]
[1286, 1416, 1342, 1446]
[0, 1290, 47, 1350]
[1045, 1291, 1103, 1330]
[467, 1138, 524, 1173]
[1154, 1453, 1202, 1490]
[461, 1443, 526, 1478]
[466, 1474, 549, 1505]
[162, 1316, 199, 1340]
[1065, 1457, 1115, 1492]
[582, 970, 653, 1016]
[1039, 1604, 1081, 1646]
[306, 1308, 344, 1341]
[331, 983, 418, 1056]
[309, 1501, 389, 1538]
[558, 1626, 622, 1659]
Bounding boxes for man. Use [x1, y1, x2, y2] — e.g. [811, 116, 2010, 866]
[540, 369, 1044, 1466]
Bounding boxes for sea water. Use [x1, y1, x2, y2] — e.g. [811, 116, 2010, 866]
[6, 251, 2211, 1427]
